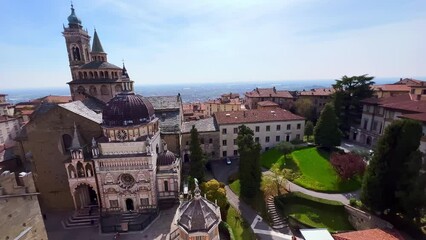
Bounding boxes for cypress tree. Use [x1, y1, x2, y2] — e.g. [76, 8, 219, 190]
[189, 125, 205, 181]
[314, 103, 342, 149]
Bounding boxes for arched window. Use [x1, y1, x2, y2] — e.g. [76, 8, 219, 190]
[83, 72, 88, 79]
[78, 72, 83, 79]
[164, 180, 169, 192]
[77, 86, 85, 94]
[101, 85, 109, 95]
[89, 72, 93, 78]
[115, 84, 122, 92]
[89, 86, 97, 95]
[85, 163, 93, 177]
[67, 165, 76, 178]
[105, 71, 109, 78]
[62, 134, 72, 152]
[100, 71, 104, 78]
[72, 46, 81, 61]
[94, 72, 98, 79]
[77, 161, 85, 178]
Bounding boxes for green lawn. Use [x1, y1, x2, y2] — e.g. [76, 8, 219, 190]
[225, 206, 256, 240]
[261, 148, 285, 169]
[275, 192, 354, 232]
[291, 147, 361, 192]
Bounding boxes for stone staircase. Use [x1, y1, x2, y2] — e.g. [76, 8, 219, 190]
[267, 196, 287, 229]
[119, 211, 140, 223]
[62, 205, 100, 229]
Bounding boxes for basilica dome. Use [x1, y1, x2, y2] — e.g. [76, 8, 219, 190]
[103, 92, 155, 127]
[157, 151, 176, 166]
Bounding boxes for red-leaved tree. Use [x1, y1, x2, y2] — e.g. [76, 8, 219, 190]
[330, 152, 366, 180]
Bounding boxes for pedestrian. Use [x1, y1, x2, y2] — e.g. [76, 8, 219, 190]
[114, 232, 120, 239]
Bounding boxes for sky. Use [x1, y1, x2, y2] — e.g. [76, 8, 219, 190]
[0, 0, 425, 89]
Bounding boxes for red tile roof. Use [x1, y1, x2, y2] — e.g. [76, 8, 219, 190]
[333, 228, 405, 240]
[395, 78, 426, 87]
[214, 109, 304, 125]
[398, 112, 426, 123]
[372, 84, 410, 92]
[245, 87, 294, 99]
[299, 88, 335, 96]
[206, 98, 241, 104]
[362, 94, 426, 113]
[257, 101, 279, 107]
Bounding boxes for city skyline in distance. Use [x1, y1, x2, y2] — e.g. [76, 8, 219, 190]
[1, 0, 426, 89]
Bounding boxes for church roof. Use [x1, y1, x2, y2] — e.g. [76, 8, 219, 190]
[79, 61, 121, 70]
[91, 30, 105, 53]
[178, 189, 220, 233]
[182, 117, 217, 133]
[157, 150, 177, 166]
[59, 101, 103, 124]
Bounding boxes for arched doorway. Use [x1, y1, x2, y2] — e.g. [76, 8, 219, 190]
[126, 198, 134, 211]
[74, 184, 98, 210]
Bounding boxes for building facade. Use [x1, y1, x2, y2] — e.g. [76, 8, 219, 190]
[215, 109, 305, 157]
[206, 93, 242, 116]
[0, 170, 48, 240]
[297, 88, 334, 117]
[244, 87, 295, 110]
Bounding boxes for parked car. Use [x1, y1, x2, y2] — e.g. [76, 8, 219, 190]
[226, 157, 232, 165]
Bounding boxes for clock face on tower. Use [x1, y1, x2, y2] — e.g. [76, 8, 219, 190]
[117, 130, 127, 140]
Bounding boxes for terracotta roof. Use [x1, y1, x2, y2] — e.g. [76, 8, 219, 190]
[395, 78, 426, 87]
[245, 87, 294, 99]
[372, 84, 410, 92]
[214, 109, 304, 125]
[299, 88, 335, 96]
[221, 93, 240, 99]
[32, 95, 72, 104]
[362, 94, 426, 113]
[333, 228, 405, 240]
[398, 112, 426, 123]
[206, 98, 241, 105]
[257, 101, 279, 107]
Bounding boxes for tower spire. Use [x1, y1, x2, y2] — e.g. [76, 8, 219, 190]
[70, 122, 83, 150]
[92, 29, 105, 53]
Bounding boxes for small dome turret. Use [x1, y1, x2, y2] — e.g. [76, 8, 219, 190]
[67, 4, 82, 27]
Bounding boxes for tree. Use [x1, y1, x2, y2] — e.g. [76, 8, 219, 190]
[237, 125, 262, 199]
[294, 98, 315, 121]
[314, 103, 342, 149]
[275, 141, 294, 160]
[200, 179, 229, 219]
[332, 74, 375, 137]
[361, 119, 426, 219]
[330, 152, 366, 180]
[304, 121, 314, 142]
[189, 125, 205, 181]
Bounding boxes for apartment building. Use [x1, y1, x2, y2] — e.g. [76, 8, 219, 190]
[215, 109, 305, 158]
[244, 87, 295, 110]
[297, 88, 334, 116]
[206, 93, 242, 116]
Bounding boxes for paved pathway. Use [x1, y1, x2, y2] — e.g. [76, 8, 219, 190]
[225, 186, 295, 240]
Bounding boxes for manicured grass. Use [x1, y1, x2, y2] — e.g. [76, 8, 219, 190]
[229, 180, 270, 223]
[226, 206, 256, 240]
[261, 148, 285, 169]
[276, 192, 354, 232]
[291, 147, 362, 192]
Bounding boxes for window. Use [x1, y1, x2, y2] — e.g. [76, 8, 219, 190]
[200, 138, 204, 144]
[186, 141, 189, 146]
[276, 125, 281, 131]
[209, 138, 213, 144]
[422, 89, 426, 95]
[234, 150, 238, 156]
[265, 147, 269, 151]
[276, 136, 280, 142]
[266, 125, 270, 131]
[265, 136, 270, 142]
[164, 181, 169, 191]
[363, 119, 368, 130]
[223, 151, 227, 157]
[233, 139, 237, 145]
[222, 128, 227, 134]
[140, 198, 149, 206]
[287, 124, 291, 130]
[255, 126, 260, 132]
[233, 127, 238, 134]
[222, 140, 227, 146]
[286, 135, 290, 142]
[255, 137, 259, 142]
[411, 89, 415, 94]
[296, 134, 300, 140]
[297, 123, 301, 129]
[110, 200, 119, 208]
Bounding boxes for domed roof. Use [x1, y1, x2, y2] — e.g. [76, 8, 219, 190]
[103, 92, 155, 127]
[67, 5, 82, 26]
[157, 151, 176, 166]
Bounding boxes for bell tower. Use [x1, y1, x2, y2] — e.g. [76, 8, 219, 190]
[62, 4, 91, 81]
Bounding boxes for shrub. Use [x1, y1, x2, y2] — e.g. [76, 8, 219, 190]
[228, 172, 239, 184]
[290, 139, 304, 145]
[349, 198, 357, 206]
[330, 152, 366, 180]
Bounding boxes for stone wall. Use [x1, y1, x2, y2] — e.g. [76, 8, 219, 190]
[345, 205, 393, 230]
[0, 171, 48, 240]
[19, 106, 103, 210]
